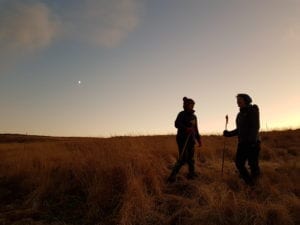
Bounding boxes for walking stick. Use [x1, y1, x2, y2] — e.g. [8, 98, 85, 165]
[222, 115, 229, 176]
[179, 132, 192, 161]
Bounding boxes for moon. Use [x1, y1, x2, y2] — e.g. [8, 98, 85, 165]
[78, 80, 82, 85]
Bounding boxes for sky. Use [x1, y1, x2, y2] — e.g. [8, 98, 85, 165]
[1, 0, 300, 137]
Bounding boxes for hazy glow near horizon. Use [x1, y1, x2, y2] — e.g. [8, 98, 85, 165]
[1, 0, 300, 137]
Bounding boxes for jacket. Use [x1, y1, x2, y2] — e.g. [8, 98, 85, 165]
[227, 104, 260, 144]
[175, 110, 201, 144]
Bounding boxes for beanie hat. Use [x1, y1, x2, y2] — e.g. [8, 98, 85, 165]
[237, 93, 252, 105]
[183, 97, 195, 105]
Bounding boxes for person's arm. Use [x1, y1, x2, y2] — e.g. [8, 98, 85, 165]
[224, 114, 239, 137]
[224, 129, 238, 137]
[175, 112, 185, 130]
[194, 116, 202, 146]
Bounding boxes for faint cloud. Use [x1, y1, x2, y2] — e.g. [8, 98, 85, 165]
[0, 1, 60, 52]
[64, 0, 143, 47]
[0, 0, 144, 73]
[0, 0, 143, 53]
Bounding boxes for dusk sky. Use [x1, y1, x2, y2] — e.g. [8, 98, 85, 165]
[1, 0, 300, 137]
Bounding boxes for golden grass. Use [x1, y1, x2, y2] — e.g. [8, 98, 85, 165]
[0, 130, 299, 225]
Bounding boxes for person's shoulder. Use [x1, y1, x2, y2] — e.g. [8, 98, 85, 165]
[177, 111, 185, 116]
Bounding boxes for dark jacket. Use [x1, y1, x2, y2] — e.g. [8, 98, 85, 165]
[175, 110, 201, 144]
[227, 104, 260, 144]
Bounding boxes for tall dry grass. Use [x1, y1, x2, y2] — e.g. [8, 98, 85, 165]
[0, 130, 299, 225]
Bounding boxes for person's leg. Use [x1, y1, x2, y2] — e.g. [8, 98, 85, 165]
[168, 163, 182, 182]
[168, 139, 186, 182]
[187, 144, 196, 178]
[235, 144, 253, 185]
[248, 141, 261, 180]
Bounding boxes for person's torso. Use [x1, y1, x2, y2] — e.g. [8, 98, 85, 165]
[236, 105, 259, 143]
[236, 108, 250, 130]
[177, 111, 197, 135]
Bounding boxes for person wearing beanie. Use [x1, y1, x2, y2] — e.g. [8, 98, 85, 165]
[167, 97, 202, 182]
[223, 93, 261, 186]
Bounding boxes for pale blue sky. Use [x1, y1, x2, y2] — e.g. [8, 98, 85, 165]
[1, 0, 300, 136]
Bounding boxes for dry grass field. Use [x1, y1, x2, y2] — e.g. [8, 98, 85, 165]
[0, 130, 299, 225]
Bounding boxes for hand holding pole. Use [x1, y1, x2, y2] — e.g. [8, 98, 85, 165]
[222, 115, 229, 176]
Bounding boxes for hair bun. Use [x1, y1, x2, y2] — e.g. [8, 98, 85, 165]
[183, 97, 188, 101]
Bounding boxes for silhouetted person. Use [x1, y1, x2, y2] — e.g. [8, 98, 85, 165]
[223, 94, 261, 186]
[168, 97, 202, 182]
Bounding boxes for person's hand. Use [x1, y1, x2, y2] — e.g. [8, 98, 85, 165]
[223, 130, 230, 137]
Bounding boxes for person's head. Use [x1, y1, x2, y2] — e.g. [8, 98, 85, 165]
[183, 97, 195, 111]
[236, 93, 252, 108]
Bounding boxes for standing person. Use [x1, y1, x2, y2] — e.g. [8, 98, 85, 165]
[168, 97, 202, 182]
[223, 94, 261, 186]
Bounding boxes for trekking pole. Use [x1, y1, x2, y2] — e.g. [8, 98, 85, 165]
[179, 132, 192, 161]
[221, 115, 229, 176]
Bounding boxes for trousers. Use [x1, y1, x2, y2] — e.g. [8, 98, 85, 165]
[171, 136, 195, 175]
[235, 141, 261, 185]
